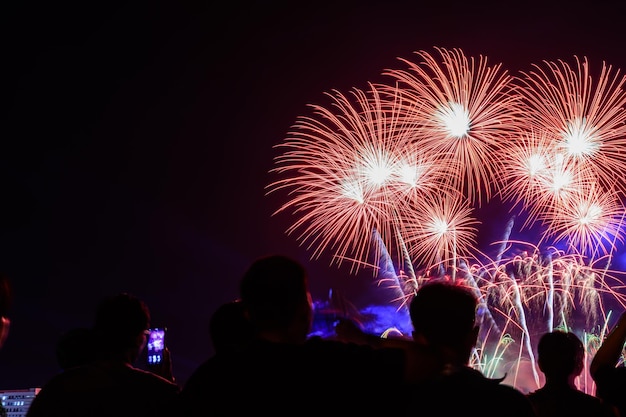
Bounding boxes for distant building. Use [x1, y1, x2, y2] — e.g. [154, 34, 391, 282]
[0, 388, 40, 417]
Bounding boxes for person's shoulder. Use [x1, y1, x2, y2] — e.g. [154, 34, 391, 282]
[594, 364, 626, 393]
[306, 336, 405, 362]
[596, 364, 626, 378]
[24, 368, 93, 416]
[182, 354, 235, 392]
[525, 387, 542, 400]
[492, 382, 533, 400]
[304, 335, 400, 353]
[530, 387, 618, 417]
[303, 336, 407, 382]
[34, 364, 98, 393]
[127, 366, 179, 389]
[439, 368, 535, 413]
[568, 389, 618, 413]
[488, 382, 537, 415]
[410, 372, 536, 417]
[304, 336, 355, 351]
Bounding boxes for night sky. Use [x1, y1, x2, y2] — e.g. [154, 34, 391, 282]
[3, 0, 626, 389]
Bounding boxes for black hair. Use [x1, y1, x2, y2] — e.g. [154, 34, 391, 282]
[239, 255, 309, 329]
[93, 292, 150, 353]
[409, 279, 477, 348]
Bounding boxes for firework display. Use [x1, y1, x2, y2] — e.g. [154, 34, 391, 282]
[266, 47, 626, 393]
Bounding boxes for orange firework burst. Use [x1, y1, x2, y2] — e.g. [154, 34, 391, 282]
[498, 129, 555, 226]
[267, 83, 453, 271]
[521, 151, 596, 234]
[401, 192, 480, 274]
[514, 56, 626, 198]
[540, 183, 626, 257]
[382, 46, 525, 205]
[269, 47, 626, 270]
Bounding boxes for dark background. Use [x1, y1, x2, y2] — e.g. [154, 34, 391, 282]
[2, 0, 626, 389]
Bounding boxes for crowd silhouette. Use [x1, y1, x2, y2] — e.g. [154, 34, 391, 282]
[179, 254, 440, 415]
[54, 327, 97, 371]
[25, 292, 179, 417]
[3, 255, 626, 416]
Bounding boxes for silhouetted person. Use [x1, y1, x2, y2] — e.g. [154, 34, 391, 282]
[0, 273, 11, 350]
[179, 254, 439, 416]
[405, 279, 538, 417]
[0, 273, 11, 417]
[178, 299, 255, 415]
[55, 327, 97, 371]
[591, 311, 626, 417]
[208, 299, 255, 354]
[26, 292, 179, 417]
[526, 330, 618, 417]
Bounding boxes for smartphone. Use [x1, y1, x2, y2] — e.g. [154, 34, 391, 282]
[147, 327, 166, 365]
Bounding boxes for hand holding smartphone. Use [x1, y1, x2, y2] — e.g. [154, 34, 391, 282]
[146, 327, 175, 383]
[147, 327, 166, 365]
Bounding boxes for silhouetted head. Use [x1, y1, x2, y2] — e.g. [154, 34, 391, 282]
[0, 273, 12, 349]
[239, 255, 313, 343]
[409, 279, 478, 365]
[537, 330, 584, 382]
[209, 299, 255, 353]
[93, 292, 150, 362]
[56, 327, 97, 370]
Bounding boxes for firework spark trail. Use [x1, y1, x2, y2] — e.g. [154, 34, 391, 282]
[371, 228, 412, 312]
[458, 260, 501, 335]
[464, 242, 626, 391]
[545, 251, 555, 332]
[398, 228, 418, 289]
[478, 214, 518, 288]
[475, 324, 514, 378]
[507, 272, 540, 387]
[496, 215, 517, 265]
